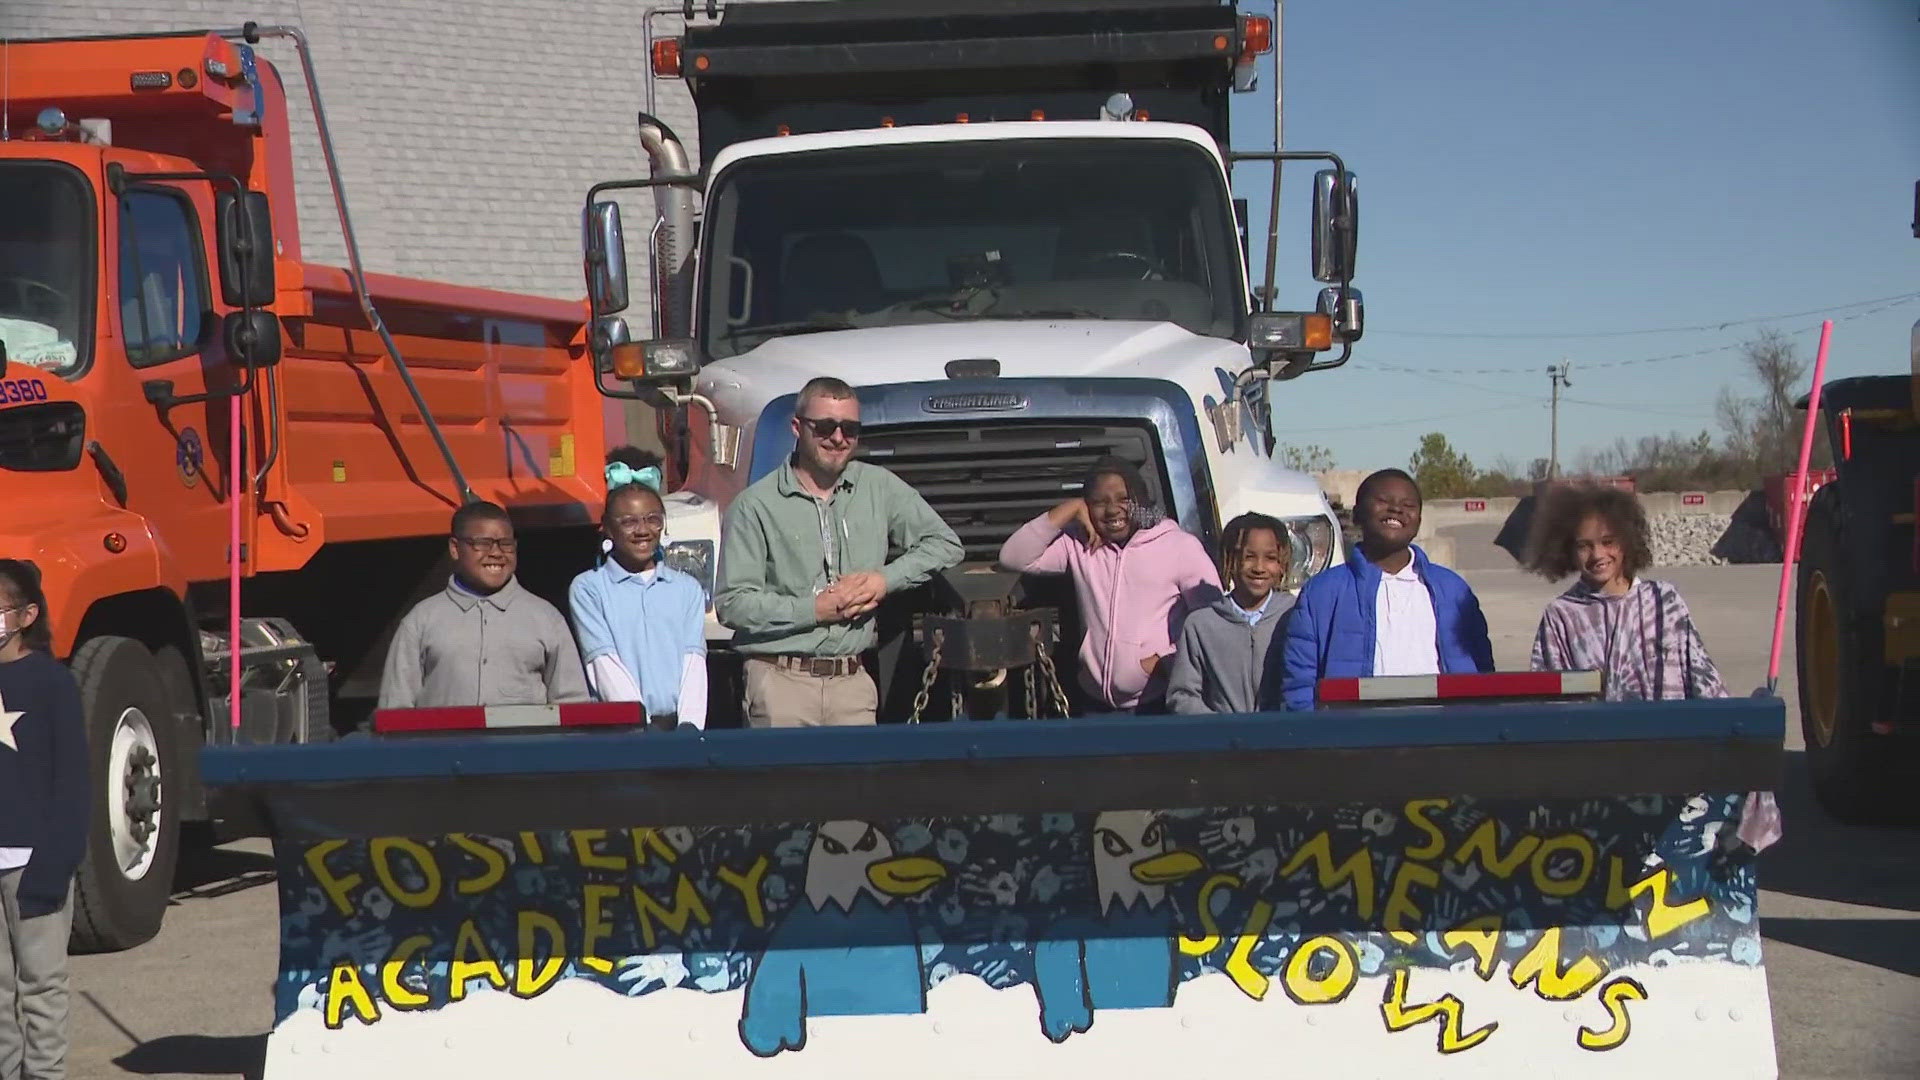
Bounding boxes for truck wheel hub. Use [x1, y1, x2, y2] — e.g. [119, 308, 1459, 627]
[107, 706, 164, 881]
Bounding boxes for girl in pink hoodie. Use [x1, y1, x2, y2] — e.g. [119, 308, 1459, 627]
[999, 457, 1222, 712]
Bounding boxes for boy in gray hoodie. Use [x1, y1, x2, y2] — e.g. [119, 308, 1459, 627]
[1166, 513, 1296, 714]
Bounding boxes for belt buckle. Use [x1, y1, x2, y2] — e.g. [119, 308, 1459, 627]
[810, 657, 836, 678]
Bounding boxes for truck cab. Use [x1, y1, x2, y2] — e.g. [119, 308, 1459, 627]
[587, 0, 1359, 722]
[2, 28, 606, 952]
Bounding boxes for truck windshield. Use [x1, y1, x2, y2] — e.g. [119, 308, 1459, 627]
[0, 163, 93, 378]
[701, 138, 1242, 359]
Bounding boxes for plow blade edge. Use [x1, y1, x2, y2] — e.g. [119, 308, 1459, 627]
[202, 698, 1784, 1078]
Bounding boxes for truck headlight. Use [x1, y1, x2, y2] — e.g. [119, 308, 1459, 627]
[1281, 516, 1337, 590]
[663, 539, 716, 607]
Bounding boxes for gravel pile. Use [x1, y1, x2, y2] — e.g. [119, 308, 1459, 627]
[1648, 513, 1730, 566]
[1647, 512, 1784, 566]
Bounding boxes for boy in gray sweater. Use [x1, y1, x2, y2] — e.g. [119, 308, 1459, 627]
[1166, 513, 1296, 714]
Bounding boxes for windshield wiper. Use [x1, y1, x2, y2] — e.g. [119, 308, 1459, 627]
[725, 317, 860, 339]
[986, 307, 1110, 320]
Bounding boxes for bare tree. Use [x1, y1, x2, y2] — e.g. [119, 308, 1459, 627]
[1718, 328, 1822, 477]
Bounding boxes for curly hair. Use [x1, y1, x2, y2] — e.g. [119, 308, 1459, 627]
[1524, 483, 1652, 582]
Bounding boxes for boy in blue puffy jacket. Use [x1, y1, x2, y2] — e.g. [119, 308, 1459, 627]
[1281, 469, 1494, 709]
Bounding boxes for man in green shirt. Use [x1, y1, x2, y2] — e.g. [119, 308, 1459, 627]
[715, 376, 963, 727]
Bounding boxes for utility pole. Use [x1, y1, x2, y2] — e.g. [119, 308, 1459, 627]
[1546, 360, 1573, 479]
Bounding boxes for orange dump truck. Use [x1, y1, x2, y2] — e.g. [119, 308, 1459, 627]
[0, 27, 606, 951]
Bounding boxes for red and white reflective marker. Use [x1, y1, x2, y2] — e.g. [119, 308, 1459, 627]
[374, 702, 645, 734]
[1317, 670, 1603, 706]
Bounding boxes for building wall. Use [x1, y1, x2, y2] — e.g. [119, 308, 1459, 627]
[2, 0, 723, 316]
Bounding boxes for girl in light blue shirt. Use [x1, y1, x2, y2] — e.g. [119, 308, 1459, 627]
[569, 450, 709, 727]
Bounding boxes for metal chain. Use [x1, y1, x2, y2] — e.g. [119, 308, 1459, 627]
[951, 686, 965, 722]
[1023, 662, 1038, 720]
[1031, 624, 1072, 719]
[908, 628, 944, 724]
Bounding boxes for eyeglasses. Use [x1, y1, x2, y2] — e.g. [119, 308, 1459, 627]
[610, 513, 666, 531]
[455, 535, 518, 554]
[798, 416, 862, 440]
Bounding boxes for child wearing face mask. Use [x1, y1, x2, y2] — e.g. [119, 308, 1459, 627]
[0, 559, 88, 1080]
[1166, 513, 1296, 714]
[569, 453, 709, 728]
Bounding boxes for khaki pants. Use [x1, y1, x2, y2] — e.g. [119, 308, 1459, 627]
[743, 658, 877, 727]
[0, 869, 73, 1080]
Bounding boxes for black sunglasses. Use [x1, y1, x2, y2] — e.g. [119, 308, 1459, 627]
[798, 416, 862, 440]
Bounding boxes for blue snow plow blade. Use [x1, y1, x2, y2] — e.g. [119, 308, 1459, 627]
[203, 698, 1785, 1079]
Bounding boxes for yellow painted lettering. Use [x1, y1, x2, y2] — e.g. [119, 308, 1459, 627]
[1224, 899, 1275, 1000]
[1439, 915, 1504, 981]
[1403, 798, 1450, 860]
[1380, 968, 1498, 1054]
[1179, 873, 1240, 958]
[1280, 832, 1376, 920]
[1384, 861, 1440, 946]
[323, 962, 380, 1029]
[519, 832, 546, 863]
[448, 833, 508, 896]
[515, 910, 567, 999]
[717, 857, 771, 929]
[1606, 858, 1711, 939]
[581, 884, 621, 975]
[370, 838, 443, 909]
[379, 935, 432, 1009]
[1508, 927, 1607, 1000]
[1577, 977, 1648, 1051]
[571, 829, 628, 872]
[629, 828, 679, 865]
[1279, 935, 1357, 1006]
[1451, 819, 1539, 879]
[305, 839, 362, 917]
[1529, 833, 1596, 898]
[449, 918, 509, 1002]
[634, 876, 713, 950]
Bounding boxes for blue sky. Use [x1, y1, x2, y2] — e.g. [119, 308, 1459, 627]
[1227, 0, 1920, 474]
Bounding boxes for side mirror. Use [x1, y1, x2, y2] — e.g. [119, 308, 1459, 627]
[1318, 286, 1364, 343]
[584, 201, 630, 316]
[216, 191, 276, 308]
[1310, 168, 1358, 284]
[222, 309, 282, 368]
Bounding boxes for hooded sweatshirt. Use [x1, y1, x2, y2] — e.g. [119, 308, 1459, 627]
[1529, 578, 1726, 701]
[1166, 591, 1296, 714]
[1000, 515, 1222, 710]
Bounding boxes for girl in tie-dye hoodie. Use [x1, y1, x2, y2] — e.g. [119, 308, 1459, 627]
[1523, 483, 1780, 851]
[1523, 483, 1725, 700]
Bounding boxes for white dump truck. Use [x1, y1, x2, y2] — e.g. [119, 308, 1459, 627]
[584, 0, 1362, 722]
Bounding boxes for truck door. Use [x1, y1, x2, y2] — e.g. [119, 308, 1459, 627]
[109, 172, 245, 583]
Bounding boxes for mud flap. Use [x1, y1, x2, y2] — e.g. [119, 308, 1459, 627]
[203, 698, 1783, 1078]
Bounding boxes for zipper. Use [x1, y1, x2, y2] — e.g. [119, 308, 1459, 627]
[1102, 544, 1123, 706]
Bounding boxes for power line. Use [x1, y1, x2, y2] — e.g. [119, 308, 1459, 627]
[1278, 401, 1536, 434]
[1367, 290, 1920, 340]
[1359, 298, 1912, 376]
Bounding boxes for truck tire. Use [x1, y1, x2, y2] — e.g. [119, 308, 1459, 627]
[1795, 500, 1913, 826]
[68, 636, 183, 953]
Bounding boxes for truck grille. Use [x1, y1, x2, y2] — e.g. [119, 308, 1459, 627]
[0, 402, 85, 472]
[856, 421, 1166, 563]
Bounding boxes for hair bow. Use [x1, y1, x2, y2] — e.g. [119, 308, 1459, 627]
[606, 462, 662, 493]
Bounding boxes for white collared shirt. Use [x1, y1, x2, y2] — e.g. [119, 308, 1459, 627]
[1230, 591, 1273, 626]
[1373, 557, 1439, 676]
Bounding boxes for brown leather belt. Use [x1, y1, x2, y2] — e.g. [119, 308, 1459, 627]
[766, 654, 863, 677]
